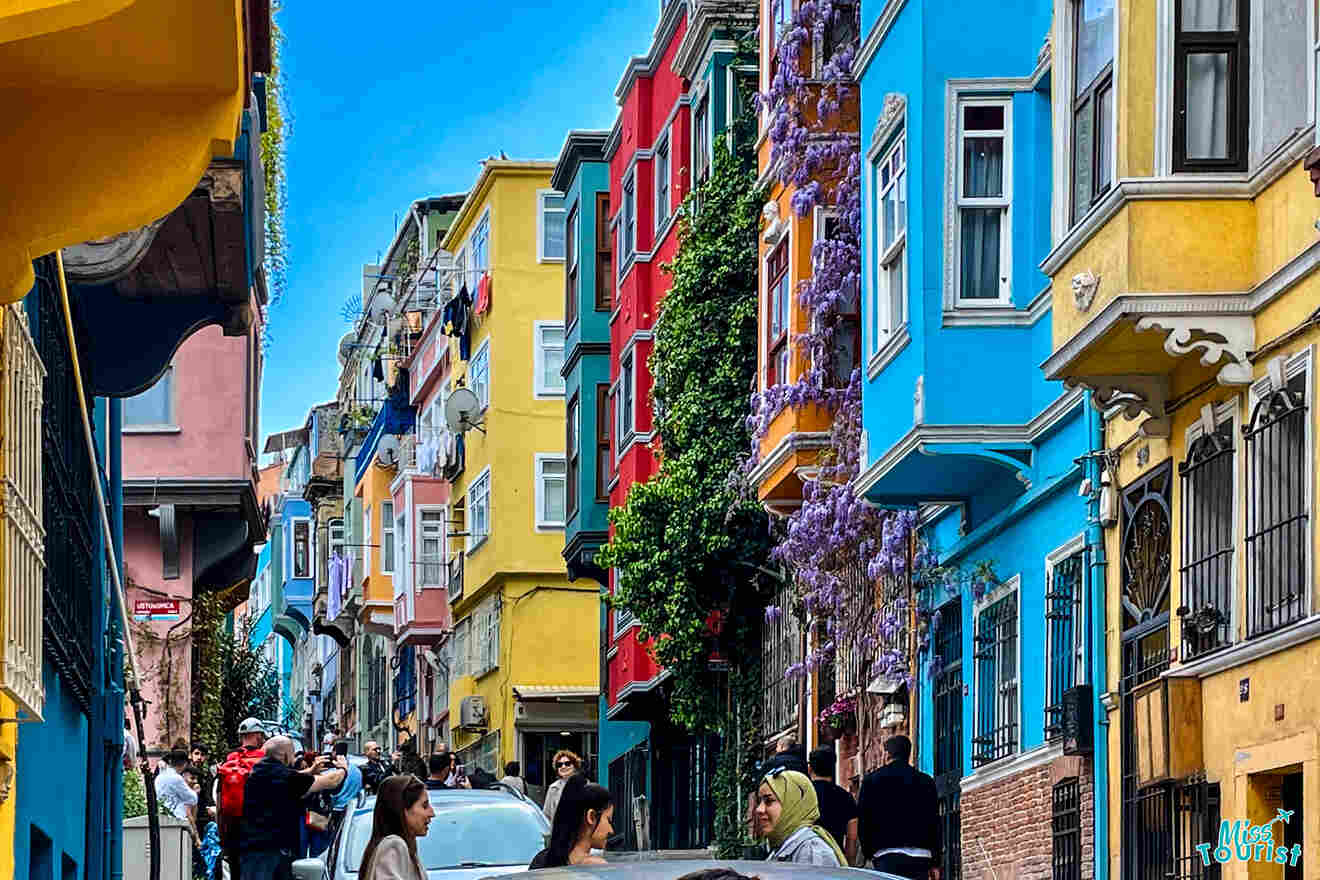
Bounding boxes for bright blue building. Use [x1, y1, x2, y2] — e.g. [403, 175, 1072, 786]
[852, 3, 1104, 879]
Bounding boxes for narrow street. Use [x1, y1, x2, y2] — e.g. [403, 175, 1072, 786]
[1, 1, 1319, 879]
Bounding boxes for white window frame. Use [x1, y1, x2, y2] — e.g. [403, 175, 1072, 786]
[418, 507, 446, 589]
[533, 321, 566, 399]
[469, 337, 491, 411]
[1044, 534, 1089, 720]
[534, 453, 568, 531]
[870, 134, 908, 355]
[466, 466, 492, 554]
[380, 501, 395, 575]
[291, 516, 312, 580]
[693, 93, 711, 185]
[954, 97, 1013, 307]
[122, 365, 178, 432]
[971, 575, 1022, 764]
[394, 509, 408, 597]
[473, 596, 501, 677]
[453, 616, 471, 678]
[615, 350, 636, 459]
[1053, 0, 1119, 239]
[613, 568, 638, 638]
[1246, 344, 1315, 621]
[619, 175, 636, 275]
[655, 131, 672, 230]
[537, 189, 566, 263]
[469, 209, 491, 274]
[364, 504, 372, 576]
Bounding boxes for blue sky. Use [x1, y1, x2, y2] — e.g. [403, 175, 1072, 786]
[260, 0, 661, 445]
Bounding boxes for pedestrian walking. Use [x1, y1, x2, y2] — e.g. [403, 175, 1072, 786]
[217, 717, 268, 880]
[238, 736, 344, 880]
[192, 744, 216, 820]
[856, 735, 940, 880]
[529, 773, 612, 869]
[500, 760, 527, 796]
[808, 746, 859, 864]
[155, 750, 198, 822]
[541, 749, 582, 824]
[753, 768, 845, 866]
[361, 741, 394, 794]
[359, 775, 434, 880]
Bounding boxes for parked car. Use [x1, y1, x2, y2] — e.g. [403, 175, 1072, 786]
[504, 863, 902, 879]
[292, 786, 550, 880]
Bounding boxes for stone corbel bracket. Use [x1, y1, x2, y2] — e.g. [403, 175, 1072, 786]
[1072, 374, 1173, 438]
[1134, 315, 1256, 385]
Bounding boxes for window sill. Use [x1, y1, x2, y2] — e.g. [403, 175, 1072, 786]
[538, 256, 566, 265]
[942, 285, 1051, 328]
[534, 522, 565, 533]
[962, 741, 1062, 794]
[533, 389, 566, 400]
[1165, 614, 1320, 681]
[865, 324, 911, 380]
[123, 425, 182, 435]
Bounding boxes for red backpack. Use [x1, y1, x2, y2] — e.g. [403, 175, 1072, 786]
[216, 747, 264, 835]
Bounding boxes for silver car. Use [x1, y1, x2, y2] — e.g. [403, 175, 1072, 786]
[493, 861, 903, 879]
[293, 787, 550, 880]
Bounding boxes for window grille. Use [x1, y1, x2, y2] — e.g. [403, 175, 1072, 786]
[972, 590, 1018, 766]
[1179, 422, 1235, 658]
[1121, 625, 1171, 880]
[1172, 774, 1221, 880]
[0, 303, 45, 719]
[32, 256, 95, 714]
[932, 599, 963, 880]
[1052, 778, 1082, 880]
[1046, 550, 1086, 739]
[762, 581, 802, 737]
[1244, 370, 1309, 637]
[367, 643, 388, 731]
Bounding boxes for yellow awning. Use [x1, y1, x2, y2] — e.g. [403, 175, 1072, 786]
[0, 0, 250, 303]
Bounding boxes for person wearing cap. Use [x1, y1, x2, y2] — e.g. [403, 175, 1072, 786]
[219, 718, 269, 880]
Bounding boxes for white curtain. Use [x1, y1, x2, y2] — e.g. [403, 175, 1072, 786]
[1183, 0, 1234, 159]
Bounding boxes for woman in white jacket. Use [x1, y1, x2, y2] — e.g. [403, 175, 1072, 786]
[360, 775, 434, 880]
[541, 749, 583, 824]
[753, 768, 846, 867]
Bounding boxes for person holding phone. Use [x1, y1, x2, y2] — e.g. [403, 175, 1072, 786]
[424, 752, 471, 790]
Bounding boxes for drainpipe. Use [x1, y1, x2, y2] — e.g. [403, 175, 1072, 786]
[1086, 394, 1110, 880]
[110, 395, 125, 880]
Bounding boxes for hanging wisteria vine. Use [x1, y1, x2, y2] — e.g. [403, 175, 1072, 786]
[750, 0, 931, 696]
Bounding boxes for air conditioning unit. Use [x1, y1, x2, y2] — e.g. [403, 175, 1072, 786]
[459, 695, 487, 731]
[1061, 684, 1093, 756]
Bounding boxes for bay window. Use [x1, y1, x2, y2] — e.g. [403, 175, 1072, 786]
[567, 395, 580, 517]
[655, 133, 671, 228]
[872, 136, 907, 349]
[766, 241, 790, 386]
[1173, 0, 1248, 171]
[565, 206, 578, 328]
[595, 384, 611, 501]
[596, 194, 613, 310]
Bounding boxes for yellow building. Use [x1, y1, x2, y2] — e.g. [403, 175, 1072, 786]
[1041, 2, 1320, 877]
[439, 160, 600, 795]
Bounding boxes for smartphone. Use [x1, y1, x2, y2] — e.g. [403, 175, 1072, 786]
[455, 763, 466, 782]
[333, 741, 349, 757]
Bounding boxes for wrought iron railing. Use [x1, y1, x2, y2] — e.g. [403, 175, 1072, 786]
[972, 590, 1018, 767]
[1046, 550, 1086, 738]
[1172, 774, 1221, 880]
[1244, 373, 1309, 638]
[762, 582, 802, 737]
[1179, 425, 1235, 658]
[1052, 778, 1082, 880]
[0, 304, 46, 719]
[33, 256, 95, 714]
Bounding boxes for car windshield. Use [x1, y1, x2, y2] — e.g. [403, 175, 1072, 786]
[345, 797, 547, 872]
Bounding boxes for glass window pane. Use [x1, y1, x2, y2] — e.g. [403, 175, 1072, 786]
[963, 105, 1005, 131]
[1185, 52, 1230, 159]
[963, 136, 1005, 198]
[883, 187, 897, 246]
[1076, 0, 1116, 92]
[960, 208, 1003, 299]
[886, 253, 904, 330]
[1181, 0, 1236, 31]
[544, 207, 566, 259]
[1072, 98, 1095, 224]
[1096, 85, 1114, 190]
[545, 477, 566, 523]
[895, 169, 907, 236]
[124, 369, 173, 426]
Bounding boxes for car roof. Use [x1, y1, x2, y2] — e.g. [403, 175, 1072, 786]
[485, 860, 903, 880]
[352, 786, 541, 816]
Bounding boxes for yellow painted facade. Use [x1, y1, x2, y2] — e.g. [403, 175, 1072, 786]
[1044, 1, 1320, 876]
[0, 0, 250, 302]
[439, 162, 599, 769]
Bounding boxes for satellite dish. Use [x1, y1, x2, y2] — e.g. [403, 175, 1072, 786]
[376, 434, 400, 468]
[444, 387, 483, 434]
[367, 290, 398, 324]
[337, 332, 355, 365]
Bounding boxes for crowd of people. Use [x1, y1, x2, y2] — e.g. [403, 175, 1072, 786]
[137, 714, 938, 880]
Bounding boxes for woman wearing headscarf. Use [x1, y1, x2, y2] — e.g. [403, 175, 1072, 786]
[752, 768, 846, 866]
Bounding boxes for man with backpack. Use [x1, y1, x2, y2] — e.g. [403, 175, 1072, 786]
[216, 718, 268, 880]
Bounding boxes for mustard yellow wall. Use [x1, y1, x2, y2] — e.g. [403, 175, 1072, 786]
[0, 694, 14, 880]
[0, 0, 248, 302]
[444, 164, 573, 598]
[357, 461, 397, 607]
[450, 576, 600, 758]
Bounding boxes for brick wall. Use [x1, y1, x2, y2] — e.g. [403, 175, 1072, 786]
[959, 754, 1093, 880]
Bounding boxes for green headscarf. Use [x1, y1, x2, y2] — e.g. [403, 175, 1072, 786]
[761, 770, 847, 865]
